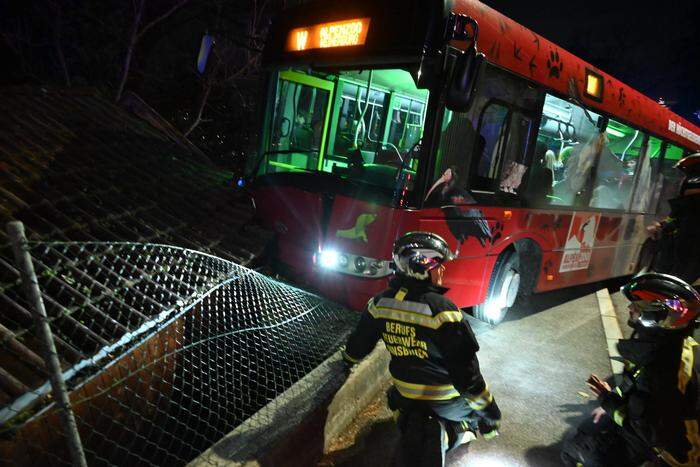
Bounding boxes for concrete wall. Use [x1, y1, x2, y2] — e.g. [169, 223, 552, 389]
[189, 343, 390, 466]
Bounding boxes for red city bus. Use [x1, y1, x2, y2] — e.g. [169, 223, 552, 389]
[246, 0, 700, 323]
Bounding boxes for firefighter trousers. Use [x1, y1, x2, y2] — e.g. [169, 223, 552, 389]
[561, 414, 659, 467]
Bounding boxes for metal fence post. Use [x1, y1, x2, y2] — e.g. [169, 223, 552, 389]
[6, 221, 88, 467]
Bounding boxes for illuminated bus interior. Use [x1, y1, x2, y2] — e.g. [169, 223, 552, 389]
[532, 94, 688, 212]
[259, 68, 429, 192]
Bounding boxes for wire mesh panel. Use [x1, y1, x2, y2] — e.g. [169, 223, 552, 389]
[0, 241, 358, 466]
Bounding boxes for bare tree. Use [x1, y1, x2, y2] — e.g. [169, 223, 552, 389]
[50, 2, 71, 86]
[184, 0, 271, 136]
[115, 0, 192, 101]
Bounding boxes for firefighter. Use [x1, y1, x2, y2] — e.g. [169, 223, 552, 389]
[341, 231, 501, 464]
[561, 272, 700, 466]
[647, 153, 700, 284]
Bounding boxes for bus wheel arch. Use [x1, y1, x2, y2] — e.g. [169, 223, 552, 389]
[513, 238, 542, 297]
[473, 239, 541, 325]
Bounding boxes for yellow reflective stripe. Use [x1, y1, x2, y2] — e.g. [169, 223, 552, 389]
[394, 391, 459, 401]
[678, 337, 697, 394]
[614, 386, 623, 397]
[393, 379, 457, 391]
[393, 377, 460, 400]
[394, 288, 408, 301]
[368, 302, 462, 329]
[658, 420, 700, 466]
[378, 297, 432, 316]
[465, 385, 493, 410]
[613, 407, 626, 426]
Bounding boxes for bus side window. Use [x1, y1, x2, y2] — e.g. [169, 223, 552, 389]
[430, 61, 541, 207]
[631, 136, 663, 213]
[525, 93, 603, 207]
[427, 109, 479, 207]
[473, 106, 533, 194]
[474, 103, 510, 187]
[589, 119, 643, 210]
[388, 97, 425, 153]
[655, 143, 686, 216]
[497, 111, 534, 195]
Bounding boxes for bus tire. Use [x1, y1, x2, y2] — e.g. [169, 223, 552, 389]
[474, 250, 521, 325]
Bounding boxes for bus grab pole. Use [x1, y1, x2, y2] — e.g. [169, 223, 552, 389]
[6, 221, 88, 467]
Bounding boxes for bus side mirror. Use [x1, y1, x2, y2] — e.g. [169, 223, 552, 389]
[445, 49, 483, 113]
[197, 34, 215, 75]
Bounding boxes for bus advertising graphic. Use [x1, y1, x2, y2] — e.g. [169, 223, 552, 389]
[559, 213, 601, 273]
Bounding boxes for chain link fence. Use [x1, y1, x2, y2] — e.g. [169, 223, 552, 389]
[1, 230, 357, 466]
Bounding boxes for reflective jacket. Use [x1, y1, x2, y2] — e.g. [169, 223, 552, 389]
[599, 332, 700, 466]
[343, 278, 493, 411]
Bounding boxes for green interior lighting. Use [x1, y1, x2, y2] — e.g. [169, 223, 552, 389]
[647, 137, 662, 158]
[605, 125, 626, 138]
[665, 144, 684, 161]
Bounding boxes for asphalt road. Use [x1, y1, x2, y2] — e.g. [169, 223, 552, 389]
[321, 278, 630, 466]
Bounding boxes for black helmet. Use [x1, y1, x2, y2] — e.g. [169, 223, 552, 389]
[392, 232, 455, 281]
[676, 153, 700, 194]
[621, 272, 700, 331]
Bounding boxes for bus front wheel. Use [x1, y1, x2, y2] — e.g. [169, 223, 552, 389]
[474, 251, 520, 325]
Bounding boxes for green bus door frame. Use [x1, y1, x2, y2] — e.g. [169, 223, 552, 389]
[278, 70, 335, 171]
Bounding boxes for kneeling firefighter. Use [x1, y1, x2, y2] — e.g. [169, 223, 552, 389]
[342, 231, 501, 466]
[562, 273, 700, 466]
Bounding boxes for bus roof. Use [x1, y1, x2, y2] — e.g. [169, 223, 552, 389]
[454, 0, 700, 151]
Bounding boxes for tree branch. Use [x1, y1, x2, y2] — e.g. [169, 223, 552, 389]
[137, 0, 191, 41]
[50, 2, 71, 86]
[115, 0, 145, 101]
[184, 80, 213, 137]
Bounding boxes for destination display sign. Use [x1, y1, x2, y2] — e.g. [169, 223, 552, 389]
[286, 18, 370, 52]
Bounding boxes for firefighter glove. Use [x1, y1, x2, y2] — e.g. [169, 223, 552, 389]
[477, 397, 502, 424]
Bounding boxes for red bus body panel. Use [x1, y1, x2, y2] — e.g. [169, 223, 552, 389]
[254, 182, 648, 311]
[454, 0, 700, 150]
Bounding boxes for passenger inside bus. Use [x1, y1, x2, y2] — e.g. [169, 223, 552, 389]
[525, 94, 604, 207]
[521, 141, 554, 205]
[588, 120, 643, 210]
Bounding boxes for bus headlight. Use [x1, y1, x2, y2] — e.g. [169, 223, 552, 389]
[319, 249, 340, 269]
[354, 256, 366, 273]
[316, 249, 391, 277]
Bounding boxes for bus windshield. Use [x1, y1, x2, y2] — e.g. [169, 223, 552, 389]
[253, 68, 429, 195]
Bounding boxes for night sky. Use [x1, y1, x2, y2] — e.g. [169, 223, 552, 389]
[482, 0, 700, 124]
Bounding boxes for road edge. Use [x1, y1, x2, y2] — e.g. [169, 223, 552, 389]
[596, 288, 624, 382]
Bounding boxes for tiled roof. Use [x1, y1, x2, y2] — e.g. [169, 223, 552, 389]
[0, 87, 269, 408]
